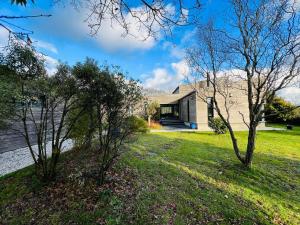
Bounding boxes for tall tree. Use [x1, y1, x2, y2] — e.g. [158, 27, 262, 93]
[2, 44, 84, 180]
[187, 0, 300, 167]
[72, 59, 143, 184]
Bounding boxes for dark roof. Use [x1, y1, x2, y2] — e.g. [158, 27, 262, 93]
[172, 86, 179, 94]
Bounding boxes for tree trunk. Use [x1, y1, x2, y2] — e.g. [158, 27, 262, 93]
[226, 125, 246, 164]
[148, 115, 151, 127]
[49, 147, 60, 179]
[244, 124, 257, 168]
[99, 167, 105, 185]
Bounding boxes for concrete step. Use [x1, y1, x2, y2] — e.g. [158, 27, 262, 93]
[160, 119, 185, 126]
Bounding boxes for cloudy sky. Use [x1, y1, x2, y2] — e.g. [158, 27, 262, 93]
[0, 0, 299, 105]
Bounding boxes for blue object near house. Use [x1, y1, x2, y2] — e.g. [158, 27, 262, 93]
[190, 123, 197, 129]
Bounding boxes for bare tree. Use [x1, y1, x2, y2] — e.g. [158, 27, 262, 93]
[1, 1, 51, 49]
[187, 0, 300, 167]
[55, 0, 200, 38]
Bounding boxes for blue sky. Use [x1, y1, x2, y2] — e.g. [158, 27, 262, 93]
[1, 0, 300, 104]
[1, 0, 224, 91]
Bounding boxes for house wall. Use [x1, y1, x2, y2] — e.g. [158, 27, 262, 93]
[145, 80, 265, 131]
[195, 97, 210, 130]
[179, 92, 197, 124]
[194, 85, 265, 131]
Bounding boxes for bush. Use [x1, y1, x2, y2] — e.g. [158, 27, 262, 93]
[265, 96, 300, 124]
[149, 120, 162, 130]
[209, 117, 227, 134]
[125, 116, 149, 133]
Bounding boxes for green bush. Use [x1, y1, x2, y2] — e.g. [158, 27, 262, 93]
[125, 116, 149, 134]
[265, 96, 300, 124]
[209, 117, 227, 134]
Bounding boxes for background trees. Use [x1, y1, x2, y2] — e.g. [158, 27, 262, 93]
[265, 96, 300, 124]
[187, 0, 300, 167]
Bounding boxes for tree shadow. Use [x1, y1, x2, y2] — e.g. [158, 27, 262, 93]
[130, 132, 300, 224]
[129, 147, 274, 224]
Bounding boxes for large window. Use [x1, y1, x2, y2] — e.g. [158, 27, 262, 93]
[161, 106, 172, 115]
[207, 97, 214, 121]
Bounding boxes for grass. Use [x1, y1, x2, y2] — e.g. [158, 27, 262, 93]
[0, 127, 299, 224]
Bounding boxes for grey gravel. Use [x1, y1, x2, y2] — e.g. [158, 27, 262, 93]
[0, 140, 73, 177]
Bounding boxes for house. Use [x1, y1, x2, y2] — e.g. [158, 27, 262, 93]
[147, 80, 265, 130]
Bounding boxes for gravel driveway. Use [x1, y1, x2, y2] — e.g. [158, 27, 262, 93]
[0, 140, 73, 177]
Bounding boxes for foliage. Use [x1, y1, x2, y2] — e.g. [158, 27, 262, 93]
[0, 65, 19, 129]
[70, 58, 99, 149]
[4, 43, 46, 80]
[67, 110, 93, 147]
[265, 96, 300, 123]
[71, 58, 143, 184]
[1, 44, 83, 180]
[2, 49, 142, 182]
[124, 116, 149, 134]
[208, 117, 227, 134]
[146, 101, 160, 121]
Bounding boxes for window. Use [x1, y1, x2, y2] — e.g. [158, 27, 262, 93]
[207, 97, 214, 121]
[161, 106, 172, 114]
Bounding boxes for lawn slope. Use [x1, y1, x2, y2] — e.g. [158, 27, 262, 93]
[1, 128, 299, 224]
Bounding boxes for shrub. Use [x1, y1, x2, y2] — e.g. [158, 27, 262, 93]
[209, 117, 227, 134]
[265, 96, 300, 124]
[149, 120, 162, 129]
[125, 116, 149, 133]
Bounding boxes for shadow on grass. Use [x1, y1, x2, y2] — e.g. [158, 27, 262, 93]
[129, 132, 300, 224]
[128, 150, 274, 224]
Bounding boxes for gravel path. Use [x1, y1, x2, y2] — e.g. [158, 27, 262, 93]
[0, 140, 73, 177]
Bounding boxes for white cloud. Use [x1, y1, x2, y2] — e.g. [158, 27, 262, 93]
[161, 28, 197, 60]
[33, 39, 58, 54]
[277, 87, 300, 105]
[0, 28, 10, 48]
[43, 55, 59, 76]
[34, 5, 170, 52]
[143, 59, 190, 90]
[163, 41, 186, 59]
[181, 28, 197, 44]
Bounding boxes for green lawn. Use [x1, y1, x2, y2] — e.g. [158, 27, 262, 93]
[1, 127, 299, 224]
